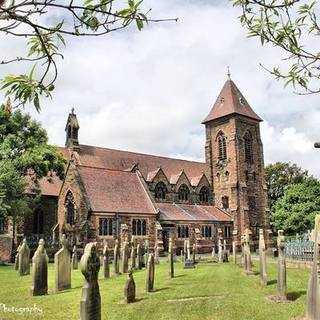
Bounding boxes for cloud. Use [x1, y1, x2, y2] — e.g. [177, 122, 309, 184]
[0, 0, 319, 176]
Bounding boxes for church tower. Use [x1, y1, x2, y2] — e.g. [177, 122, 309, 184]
[202, 76, 268, 243]
[65, 108, 80, 149]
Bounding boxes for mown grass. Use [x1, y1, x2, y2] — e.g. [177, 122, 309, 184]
[0, 258, 310, 320]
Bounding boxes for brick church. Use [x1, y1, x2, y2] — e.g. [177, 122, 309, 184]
[0, 76, 269, 259]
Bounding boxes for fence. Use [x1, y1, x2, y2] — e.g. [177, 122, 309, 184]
[284, 233, 314, 261]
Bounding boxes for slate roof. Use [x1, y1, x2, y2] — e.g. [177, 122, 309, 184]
[77, 165, 157, 214]
[202, 79, 262, 123]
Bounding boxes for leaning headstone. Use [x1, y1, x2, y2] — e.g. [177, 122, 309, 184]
[130, 243, 136, 270]
[72, 245, 78, 270]
[54, 234, 71, 292]
[30, 239, 48, 296]
[137, 243, 143, 270]
[124, 270, 136, 303]
[102, 243, 110, 279]
[18, 238, 30, 276]
[146, 253, 155, 292]
[259, 229, 268, 286]
[306, 215, 320, 320]
[277, 230, 287, 300]
[14, 244, 21, 270]
[243, 229, 253, 275]
[113, 239, 120, 275]
[121, 241, 129, 274]
[80, 242, 101, 320]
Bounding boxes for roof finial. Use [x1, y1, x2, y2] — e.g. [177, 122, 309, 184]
[71, 107, 75, 115]
[227, 66, 231, 80]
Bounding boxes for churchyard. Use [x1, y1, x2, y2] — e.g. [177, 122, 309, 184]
[1, 228, 319, 320]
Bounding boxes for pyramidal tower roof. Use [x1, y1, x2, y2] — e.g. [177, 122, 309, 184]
[202, 78, 262, 124]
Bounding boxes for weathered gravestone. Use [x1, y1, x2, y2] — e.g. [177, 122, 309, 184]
[144, 240, 149, 267]
[243, 229, 253, 275]
[121, 241, 129, 274]
[72, 245, 78, 270]
[18, 238, 30, 276]
[187, 240, 191, 260]
[124, 270, 136, 303]
[102, 243, 110, 279]
[80, 242, 101, 320]
[154, 243, 159, 264]
[277, 230, 287, 300]
[168, 238, 174, 278]
[146, 253, 155, 292]
[55, 234, 71, 292]
[137, 243, 143, 270]
[113, 239, 120, 275]
[130, 239, 137, 270]
[30, 239, 48, 296]
[183, 240, 188, 261]
[192, 243, 196, 264]
[259, 229, 268, 286]
[306, 215, 320, 320]
[14, 244, 21, 270]
[232, 241, 237, 264]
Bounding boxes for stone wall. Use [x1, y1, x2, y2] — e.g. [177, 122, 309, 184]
[0, 235, 12, 262]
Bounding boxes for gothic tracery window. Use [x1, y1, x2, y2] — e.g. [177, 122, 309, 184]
[244, 131, 253, 164]
[65, 191, 75, 225]
[154, 182, 167, 200]
[99, 218, 113, 236]
[199, 186, 210, 203]
[218, 132, 227, 161]
[178, 184, 190, 201]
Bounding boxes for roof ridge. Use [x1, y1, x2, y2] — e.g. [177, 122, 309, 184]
[77, 164, 136, 174]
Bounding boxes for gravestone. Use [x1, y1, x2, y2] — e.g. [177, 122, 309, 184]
[259, 229, 267, 286]
[14, 244, 21, 270]
[113, 239, 120, 275]
[30, 239, 48, 296]
[18, 238, 30, 276]
[144, 240, 150, 267]
[154, 243, 159, 264]
[243, 229, 253, 275]
[186, 240, 191, 260]
[146, 253, 155, 292]
[54, 234, 71, 292]
[183, 240, 188, 261]
[130, 243, 136, 270]
[72, 245, 78, 270]
[80, 242, 101, 320]
[218, 232, 223, 262]
[168, 238, 174, 278]
[192, 243, 196, 264]
[232, 241, 237, 264]
[121, 241, 129, 274]
[137, 243, 143, 270]
[102, 243, 110, 279]
[124, 270, 136, 303]
[306, 215, 320, 320]
[277, 230, 287, 300]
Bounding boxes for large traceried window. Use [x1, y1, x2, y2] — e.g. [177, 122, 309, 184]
[178, 184, 190, 201]
[154, 182, 167, 200]
[218, 132, 227, 161]
[244, 131, 253, 164]
[99, 218, 113, 236]
[33, 208, 44, 234]
[201, 225, 212, 238]
[199, 186, 210, 203]
[132, 219, 147, 236]
[178, 225, 189, 239]
[65, 191, 75, 225]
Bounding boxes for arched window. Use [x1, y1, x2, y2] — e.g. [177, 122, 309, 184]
[65, 191, 75, 225]
[154, 182, 167, 200]
[178, 184, 190, 201]
[244, 131, 253, 164]
[199, 186, 210, 203]
[132, 219, 147, 236]
[218, 132, 227, 161]
[222, 196, 229, 210]
[33, 208, 44, 234]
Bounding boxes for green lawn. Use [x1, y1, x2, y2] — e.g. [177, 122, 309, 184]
[0, 258, 309, 320]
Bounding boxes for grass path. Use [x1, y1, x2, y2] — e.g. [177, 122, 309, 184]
[0, 259, 310, 320]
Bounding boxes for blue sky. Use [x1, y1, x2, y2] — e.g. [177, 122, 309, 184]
[1, 0, 320, 176]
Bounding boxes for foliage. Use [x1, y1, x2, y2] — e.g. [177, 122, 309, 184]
[0, 0, 177, 110]
[232, 0, 320, 94]
[271, 179, 320, 234]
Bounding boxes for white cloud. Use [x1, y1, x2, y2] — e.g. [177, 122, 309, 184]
[0, 0, 320, 176]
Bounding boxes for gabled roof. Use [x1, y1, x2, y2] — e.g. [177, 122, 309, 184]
[202, 79, 262, 124]
[77, 165, 157, 214]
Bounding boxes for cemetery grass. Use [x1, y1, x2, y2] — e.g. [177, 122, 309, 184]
[0, 259, 309, 320]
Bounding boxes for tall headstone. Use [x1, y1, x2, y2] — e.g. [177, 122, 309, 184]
[192, 243, 196, 264]
[14, 244, 21, 270]
[102, 243, 110, 279]
[113, 239, 120, 275]
[183, 240, 188, 261]
[144, 240, 150, 267]
[146, 253, 155, 292]
[259, 229, 267, 286]
[80, 242, 101, 320]
[277, 230, 287, 300]
[218, 230, 223, 262]
[130, 243, 136, 270]
[168, 238, 174, 278]
[121, 241, 129, 274]
[18, 238, 30, 276]
[186, 240, 191, 260]
[124, 270, 136, 303]
[306, 215, 320, 320]
[54, 234, 71, 292]
[232, 241, 237, 264]
[154, 243, 159, 264]
[72, 245, 78, 270]
[243, 229, 253, 275]
[30, 239, 48, 296]
[137, 243, 143, 270]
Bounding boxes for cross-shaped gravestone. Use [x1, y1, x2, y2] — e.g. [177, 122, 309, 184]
[55, 234, 71, 292]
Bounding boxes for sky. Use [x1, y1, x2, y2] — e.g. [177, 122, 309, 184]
[1, 0, 320, 176]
